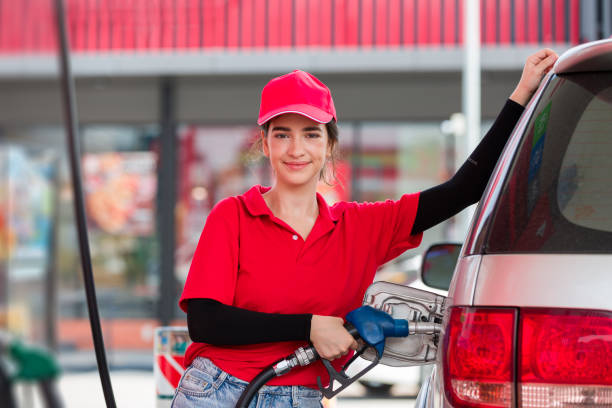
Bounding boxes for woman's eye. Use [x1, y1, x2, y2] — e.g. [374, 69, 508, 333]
[306, 133, 321, 138]
[274, 133, 288, 139]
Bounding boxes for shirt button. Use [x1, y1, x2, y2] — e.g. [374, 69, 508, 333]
[292, 234, 298, 241]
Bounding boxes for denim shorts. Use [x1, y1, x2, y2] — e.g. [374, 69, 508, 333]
[171, 357, 324, 408]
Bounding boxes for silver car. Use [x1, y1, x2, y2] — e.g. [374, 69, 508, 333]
[362, 38, 612, 408]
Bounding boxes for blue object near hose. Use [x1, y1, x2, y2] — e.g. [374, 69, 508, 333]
[346, 306, 409, 357]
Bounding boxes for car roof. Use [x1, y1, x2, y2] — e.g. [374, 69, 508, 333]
[554, 38, 612, 74]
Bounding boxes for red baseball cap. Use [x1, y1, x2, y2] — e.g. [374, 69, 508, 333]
[257, 70, 337, 126]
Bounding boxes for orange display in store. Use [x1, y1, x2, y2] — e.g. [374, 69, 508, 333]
[82, 152, 157, 236]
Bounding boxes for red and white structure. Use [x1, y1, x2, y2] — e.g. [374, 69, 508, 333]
[154, 327, 191, 407]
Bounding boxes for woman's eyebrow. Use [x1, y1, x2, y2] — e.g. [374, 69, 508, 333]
[270, 126, 322, 132]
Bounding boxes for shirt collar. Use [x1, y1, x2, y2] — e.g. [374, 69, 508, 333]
[241, 185, 273, 217]
[240, 185, 342, 222]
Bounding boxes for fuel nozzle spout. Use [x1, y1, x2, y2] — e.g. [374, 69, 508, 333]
[348, 306, 442, 339]
[408, 321, 442, 335]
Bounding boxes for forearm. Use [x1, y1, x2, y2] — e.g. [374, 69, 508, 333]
[411, 99, 524, 234]
[187, 298, 312, 345]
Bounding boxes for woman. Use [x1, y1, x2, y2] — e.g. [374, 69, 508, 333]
[173, 48, 558, 408]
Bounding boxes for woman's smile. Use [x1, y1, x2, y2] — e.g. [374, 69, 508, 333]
[283, 161, 311, 170]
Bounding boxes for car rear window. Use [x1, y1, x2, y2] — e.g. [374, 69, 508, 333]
[558, 92, 612, 232]
[483, 73, 612, 253]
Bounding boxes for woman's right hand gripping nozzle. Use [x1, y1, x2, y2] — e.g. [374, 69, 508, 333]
[310, 315, 359, 360]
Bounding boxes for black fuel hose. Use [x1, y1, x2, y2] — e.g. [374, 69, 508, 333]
[53, 0, 117, 407]
[235, 324, 359, 408]
[234, 364, 277, 408]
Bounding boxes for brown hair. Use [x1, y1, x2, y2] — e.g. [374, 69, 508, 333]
[251, 119, 340, 186]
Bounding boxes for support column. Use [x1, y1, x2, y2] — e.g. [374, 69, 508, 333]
[156, 77, 178, 326]
[460, 0, 481, 238]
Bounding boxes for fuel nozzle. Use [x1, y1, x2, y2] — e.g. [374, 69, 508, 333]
[346, 306, 409, 357]
[315, 306, 414, 399]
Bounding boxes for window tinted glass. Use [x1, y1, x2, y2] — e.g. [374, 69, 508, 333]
[558, 93, 612, 232]
[484, 73, 612, 253]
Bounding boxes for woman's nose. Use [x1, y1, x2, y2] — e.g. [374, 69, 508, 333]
[287, 136, 305, 156]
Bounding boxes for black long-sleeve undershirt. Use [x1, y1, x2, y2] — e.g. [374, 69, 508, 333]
[187, 298, 312, 345]
[187, 99, 525, 346]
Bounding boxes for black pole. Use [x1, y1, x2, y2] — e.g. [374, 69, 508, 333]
[157, 77, 177, 326]
[52, 1, 117, 407]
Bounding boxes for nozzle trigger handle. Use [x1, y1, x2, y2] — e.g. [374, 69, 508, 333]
[316, 342, 380, 399]
[316, 308, 407, 399]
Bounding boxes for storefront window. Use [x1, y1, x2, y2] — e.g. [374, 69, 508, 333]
[1, 145, 58, 345]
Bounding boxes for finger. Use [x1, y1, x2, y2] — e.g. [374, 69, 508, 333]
[326, 352, 340, 360]
[540, 53, 558, 65]
[350, 340, 359, 350]
[528, 48, 556, 66]
[315, 344, 336, 361]
[537, 54, 558, 73]
[531, 48, 556, 60]
[542, 48, 557, 57]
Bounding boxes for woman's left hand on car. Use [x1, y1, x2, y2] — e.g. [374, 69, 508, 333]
[510, 48, 559, 106]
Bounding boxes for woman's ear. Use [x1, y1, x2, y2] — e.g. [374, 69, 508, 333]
[261, 129, 269, 157]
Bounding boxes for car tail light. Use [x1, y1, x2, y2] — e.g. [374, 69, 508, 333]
[519, 309, 612, 407]
[443, 307, 516, 408]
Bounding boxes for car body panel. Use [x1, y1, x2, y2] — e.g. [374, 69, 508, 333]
[474, 254, 612, 309]
[417, 364, 451, 408]
[414, 365, 433, 408]
[554, 38, 612, 73]
[445, 254, 481, 306]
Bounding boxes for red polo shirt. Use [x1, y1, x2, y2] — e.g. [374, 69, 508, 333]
[179, 185, 422, 388]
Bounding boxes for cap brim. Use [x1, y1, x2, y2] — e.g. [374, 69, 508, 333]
[257, 104, 334, 125]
